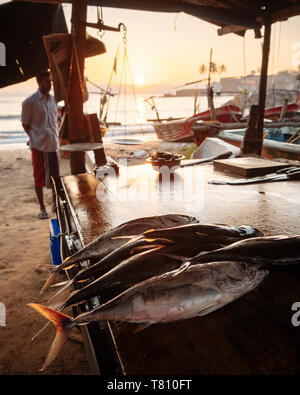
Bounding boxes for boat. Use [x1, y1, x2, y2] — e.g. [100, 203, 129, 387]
[153, 105, 243, 142]
[216, 128, 300, 161]
[264, 103, 300, 121]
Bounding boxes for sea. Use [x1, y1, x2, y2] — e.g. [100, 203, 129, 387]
[0, 91, 233, 147]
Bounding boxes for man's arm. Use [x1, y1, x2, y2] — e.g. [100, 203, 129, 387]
[22, 123, 30, 135]
[21, 98, 32, 135]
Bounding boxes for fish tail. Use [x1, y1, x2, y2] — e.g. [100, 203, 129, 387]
[40, 256, 76, 295]
[28, 303, 75, 371]
[31, 302, 66, 341]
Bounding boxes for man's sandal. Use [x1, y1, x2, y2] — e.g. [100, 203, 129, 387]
[38, 209, 49, 219]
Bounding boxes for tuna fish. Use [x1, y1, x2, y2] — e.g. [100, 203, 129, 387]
[50, 223, 263, 301]
[40, 214, 198, 294]
[186, 235, 300, 265]
[29, 260, 268, 371]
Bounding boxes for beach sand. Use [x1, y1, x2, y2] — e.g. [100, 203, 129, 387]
[0, 140, 160, 375]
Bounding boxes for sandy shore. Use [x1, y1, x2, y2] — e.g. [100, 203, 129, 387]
[0, 140, 160, 375]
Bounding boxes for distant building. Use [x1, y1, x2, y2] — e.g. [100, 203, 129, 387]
[220, 72, 299, 94]
[175, 88, 207, 97]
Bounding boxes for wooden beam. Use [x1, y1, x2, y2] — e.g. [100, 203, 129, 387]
[255, 17, 272, 155]
[16, 0, 65, 3]
[68, 0, 88, 175]
[271, 4, 300, 23]
[217, 24, 247, 36]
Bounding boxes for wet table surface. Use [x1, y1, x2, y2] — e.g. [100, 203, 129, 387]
[61, 162, 300, 374]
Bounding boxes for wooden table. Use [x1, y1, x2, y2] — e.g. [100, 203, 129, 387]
[58, 162, 300, 374]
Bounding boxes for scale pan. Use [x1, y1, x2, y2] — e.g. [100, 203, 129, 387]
[59, 142, 103, 151]
[111, 138, 145, 145]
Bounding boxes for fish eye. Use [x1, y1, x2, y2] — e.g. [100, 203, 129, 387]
[239, 262, 247, 270]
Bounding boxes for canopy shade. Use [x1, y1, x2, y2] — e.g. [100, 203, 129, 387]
[0, 1, 68, 88]
[13, 0, 300, 30]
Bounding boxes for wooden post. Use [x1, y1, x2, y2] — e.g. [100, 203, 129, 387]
[68, 0, 87, 175]
[207, 49, 216, 121]
[255, 17, 272, 155]
[240, 17, 272, 156]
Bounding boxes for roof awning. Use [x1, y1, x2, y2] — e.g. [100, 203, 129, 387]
[0, 1, 68, 88]
[13, 0, 300, 28]
[2, 0, 300, 89]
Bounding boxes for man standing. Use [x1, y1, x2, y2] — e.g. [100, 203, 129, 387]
[21, 70, 60, 219]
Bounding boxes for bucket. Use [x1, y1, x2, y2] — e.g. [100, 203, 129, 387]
[49, 218, 62, 266]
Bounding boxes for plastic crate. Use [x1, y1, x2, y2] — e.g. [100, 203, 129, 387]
[49, 218, 62, 266]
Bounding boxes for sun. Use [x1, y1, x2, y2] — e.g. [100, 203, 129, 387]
[135, 74, 145, 86]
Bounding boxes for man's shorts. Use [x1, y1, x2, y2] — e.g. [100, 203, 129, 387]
[31, 148, 59, 187]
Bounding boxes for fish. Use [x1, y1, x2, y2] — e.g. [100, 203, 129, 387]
[49, 241, 172, 302]
[64, 228, 244, 286]
[70, 237, 174, 284]
[41, 214, 198, 294]
[29, 260, 268, 370]
[41, 223, 263, 293]
[53, 230, 256, 308]
[54, 246, 182, 310]
[185, 235, 300, 266]
[51, 224, 261, 300]
[137, 223, 263, 241]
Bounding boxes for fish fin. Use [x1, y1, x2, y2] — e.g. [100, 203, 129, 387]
[196, 302, 219, 316]
[159, 252, 189, 262]
[40, 256, 73, 295]
[195, 232, 208, 236]
[111, 235, 139, 239]
[172, 261, 191, 277]
[142, 228, 156, 235]
[130, 244, 166, 255]
[48, 280, 73, 301]
[62, 263, 76, 271]
[27, 303, 73, 371]
[45, 265, 55, 270]
[50, 280, 70, 288]
[40, 272, 59, 295]
[132, 323, 153, 334]
[76, 279, 89, 284]
[51, 256, 71, 272]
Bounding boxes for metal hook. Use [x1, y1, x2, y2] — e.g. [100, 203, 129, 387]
[118, 23, 127, 43]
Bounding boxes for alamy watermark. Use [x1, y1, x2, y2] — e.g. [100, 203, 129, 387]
[291, 302, 300, 327]
[95, 158, 205, 211]
[0, 42, 6, 66]
[0, 302, 6, 326]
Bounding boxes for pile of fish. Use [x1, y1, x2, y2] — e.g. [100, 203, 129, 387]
[28, 214, 300, 371]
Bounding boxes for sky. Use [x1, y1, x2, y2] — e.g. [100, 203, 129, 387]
[80, 5, 300, 90]
[1, 1, 300, 94]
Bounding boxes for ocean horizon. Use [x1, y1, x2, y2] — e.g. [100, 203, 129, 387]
[0, 90, 233, 146]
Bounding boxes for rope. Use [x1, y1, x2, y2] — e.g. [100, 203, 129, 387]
[277, 22, 282, 74]
[242, 34, 247, 112]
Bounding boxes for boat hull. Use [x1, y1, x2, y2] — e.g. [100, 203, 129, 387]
[218, 130, 300, 161]
[264, 103, 300, 121]
[153, 105, 243, 142]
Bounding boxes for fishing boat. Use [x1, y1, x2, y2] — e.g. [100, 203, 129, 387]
[216, 128, 300, 161]
[264, 103, 300, 121]
[154, 104, 243, 142]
